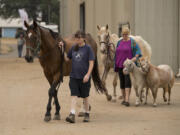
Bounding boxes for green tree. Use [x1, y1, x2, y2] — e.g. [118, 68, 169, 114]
[0, 0, 60, 25]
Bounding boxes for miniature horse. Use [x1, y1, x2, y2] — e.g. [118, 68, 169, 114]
[139, 57, 174, 106]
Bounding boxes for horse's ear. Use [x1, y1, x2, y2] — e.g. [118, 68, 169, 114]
[97, 25, 100, 30]
[106, 24, 108, 30]
[24, 21, 29, 28]
[144, 56, 149, 62]
[33, 20, 38, 29]
[128, 22, 130, 30]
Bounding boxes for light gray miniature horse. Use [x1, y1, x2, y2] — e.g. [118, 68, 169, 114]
[139, 57, 175, 106]
[123, 59, 149, 106]
[97, 25, 120, 102]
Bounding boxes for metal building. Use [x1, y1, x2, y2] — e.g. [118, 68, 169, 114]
[60, 0, 180, 73]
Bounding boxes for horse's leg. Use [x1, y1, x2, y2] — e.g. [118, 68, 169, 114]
[101, 66, 109, 87]
[29, 50, 34, 62]
[44, 87, 53, 122]
[25, 47, 29, 62]
[139, 89, 144, 103]
[144, 88, 149, 105]
[152, 88, 158, 107]
[44, 82, 61, 121]
[168, 86, 171, 105]
[112, 73, 118, 102]
[163, 87, 167, 102]
[53, 88, 61, 120]
[102, 66, 112, 101]
[135, 87, 140, 106]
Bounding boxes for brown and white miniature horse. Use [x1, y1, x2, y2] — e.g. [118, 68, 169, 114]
[24, 21, 111, 122]
[139, 57, 174, 106]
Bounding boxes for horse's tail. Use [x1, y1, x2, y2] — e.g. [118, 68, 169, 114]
[130, 35, 152, 62]
[170, 69, 175, 88]
[92, 56, 106, 93]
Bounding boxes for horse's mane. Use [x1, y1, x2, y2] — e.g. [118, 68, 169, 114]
[49, 29, 59, 39]
[119, 35, 152, 62]
[39, 26, 59, 40]
[130, 35, 152, 62]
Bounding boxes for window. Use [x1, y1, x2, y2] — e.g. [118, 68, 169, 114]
[80, 2, 85, 32]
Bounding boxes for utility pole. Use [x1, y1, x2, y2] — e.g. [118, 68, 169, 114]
[0, 38, 1, 55]
[48, 0, 51, 24]
[48, 5, 50, 24]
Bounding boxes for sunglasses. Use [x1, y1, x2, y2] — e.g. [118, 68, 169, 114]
[122, 34, 128, 36]
[75, 34, 83, 39]
[76, 36, 82, 39]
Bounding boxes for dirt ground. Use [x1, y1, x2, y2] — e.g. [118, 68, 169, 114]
[0, 57, 180, 135]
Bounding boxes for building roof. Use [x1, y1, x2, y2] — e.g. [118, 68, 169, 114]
[0, 18, 58, 32]
[0, 18, 24, 28]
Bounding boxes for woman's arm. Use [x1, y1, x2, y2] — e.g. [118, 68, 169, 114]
[131, 54, 140, 62]
[59, 41, 70, 62]
[64, 52, 70, 62]
[83, 60, 94, 83]
[131, 41, 142, 62]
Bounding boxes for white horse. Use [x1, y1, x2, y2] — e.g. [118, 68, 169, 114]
[97, 25, 152, 102]
[97, 25, 119, 102]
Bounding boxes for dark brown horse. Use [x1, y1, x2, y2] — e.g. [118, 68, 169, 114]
[24, 34, 34, 62]
[24, 21, 111, 122]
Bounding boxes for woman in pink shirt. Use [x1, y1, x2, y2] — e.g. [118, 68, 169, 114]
[115, 27, 142, 106]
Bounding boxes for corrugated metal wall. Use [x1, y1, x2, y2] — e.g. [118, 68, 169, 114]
[60, 0, 180, 72]
[134, 0, 179, 72]
[179, 0, 180, 70]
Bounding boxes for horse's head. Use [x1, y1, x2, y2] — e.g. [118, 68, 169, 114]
[123, 58, 135, 74]
[24, 34, 34, 63]
[24, 20, 41, 57]
[139, 57, 150, 73]
[97, 24, 110, 53]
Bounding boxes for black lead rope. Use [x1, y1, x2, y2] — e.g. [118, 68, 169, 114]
[56, 39, 66, 91]
[102, 36, 112, 78]
[53, 39, 65, 105]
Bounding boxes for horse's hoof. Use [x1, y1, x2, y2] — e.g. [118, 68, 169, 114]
[53, 114, 60, 120]
[111, 97, 117, 102]
[118, 96, 123, 100]
[153, 104, 157, 107]
[107, 95, 112, 101]
[168, 102, 171, 105]
[164, 98, 167, 102]
[144, 102, 147, 105]
[44, 116, 51, 122]
[112, 99, 116, 102]
[135, 103, 140, 107]
[78, 112, 85, 117]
